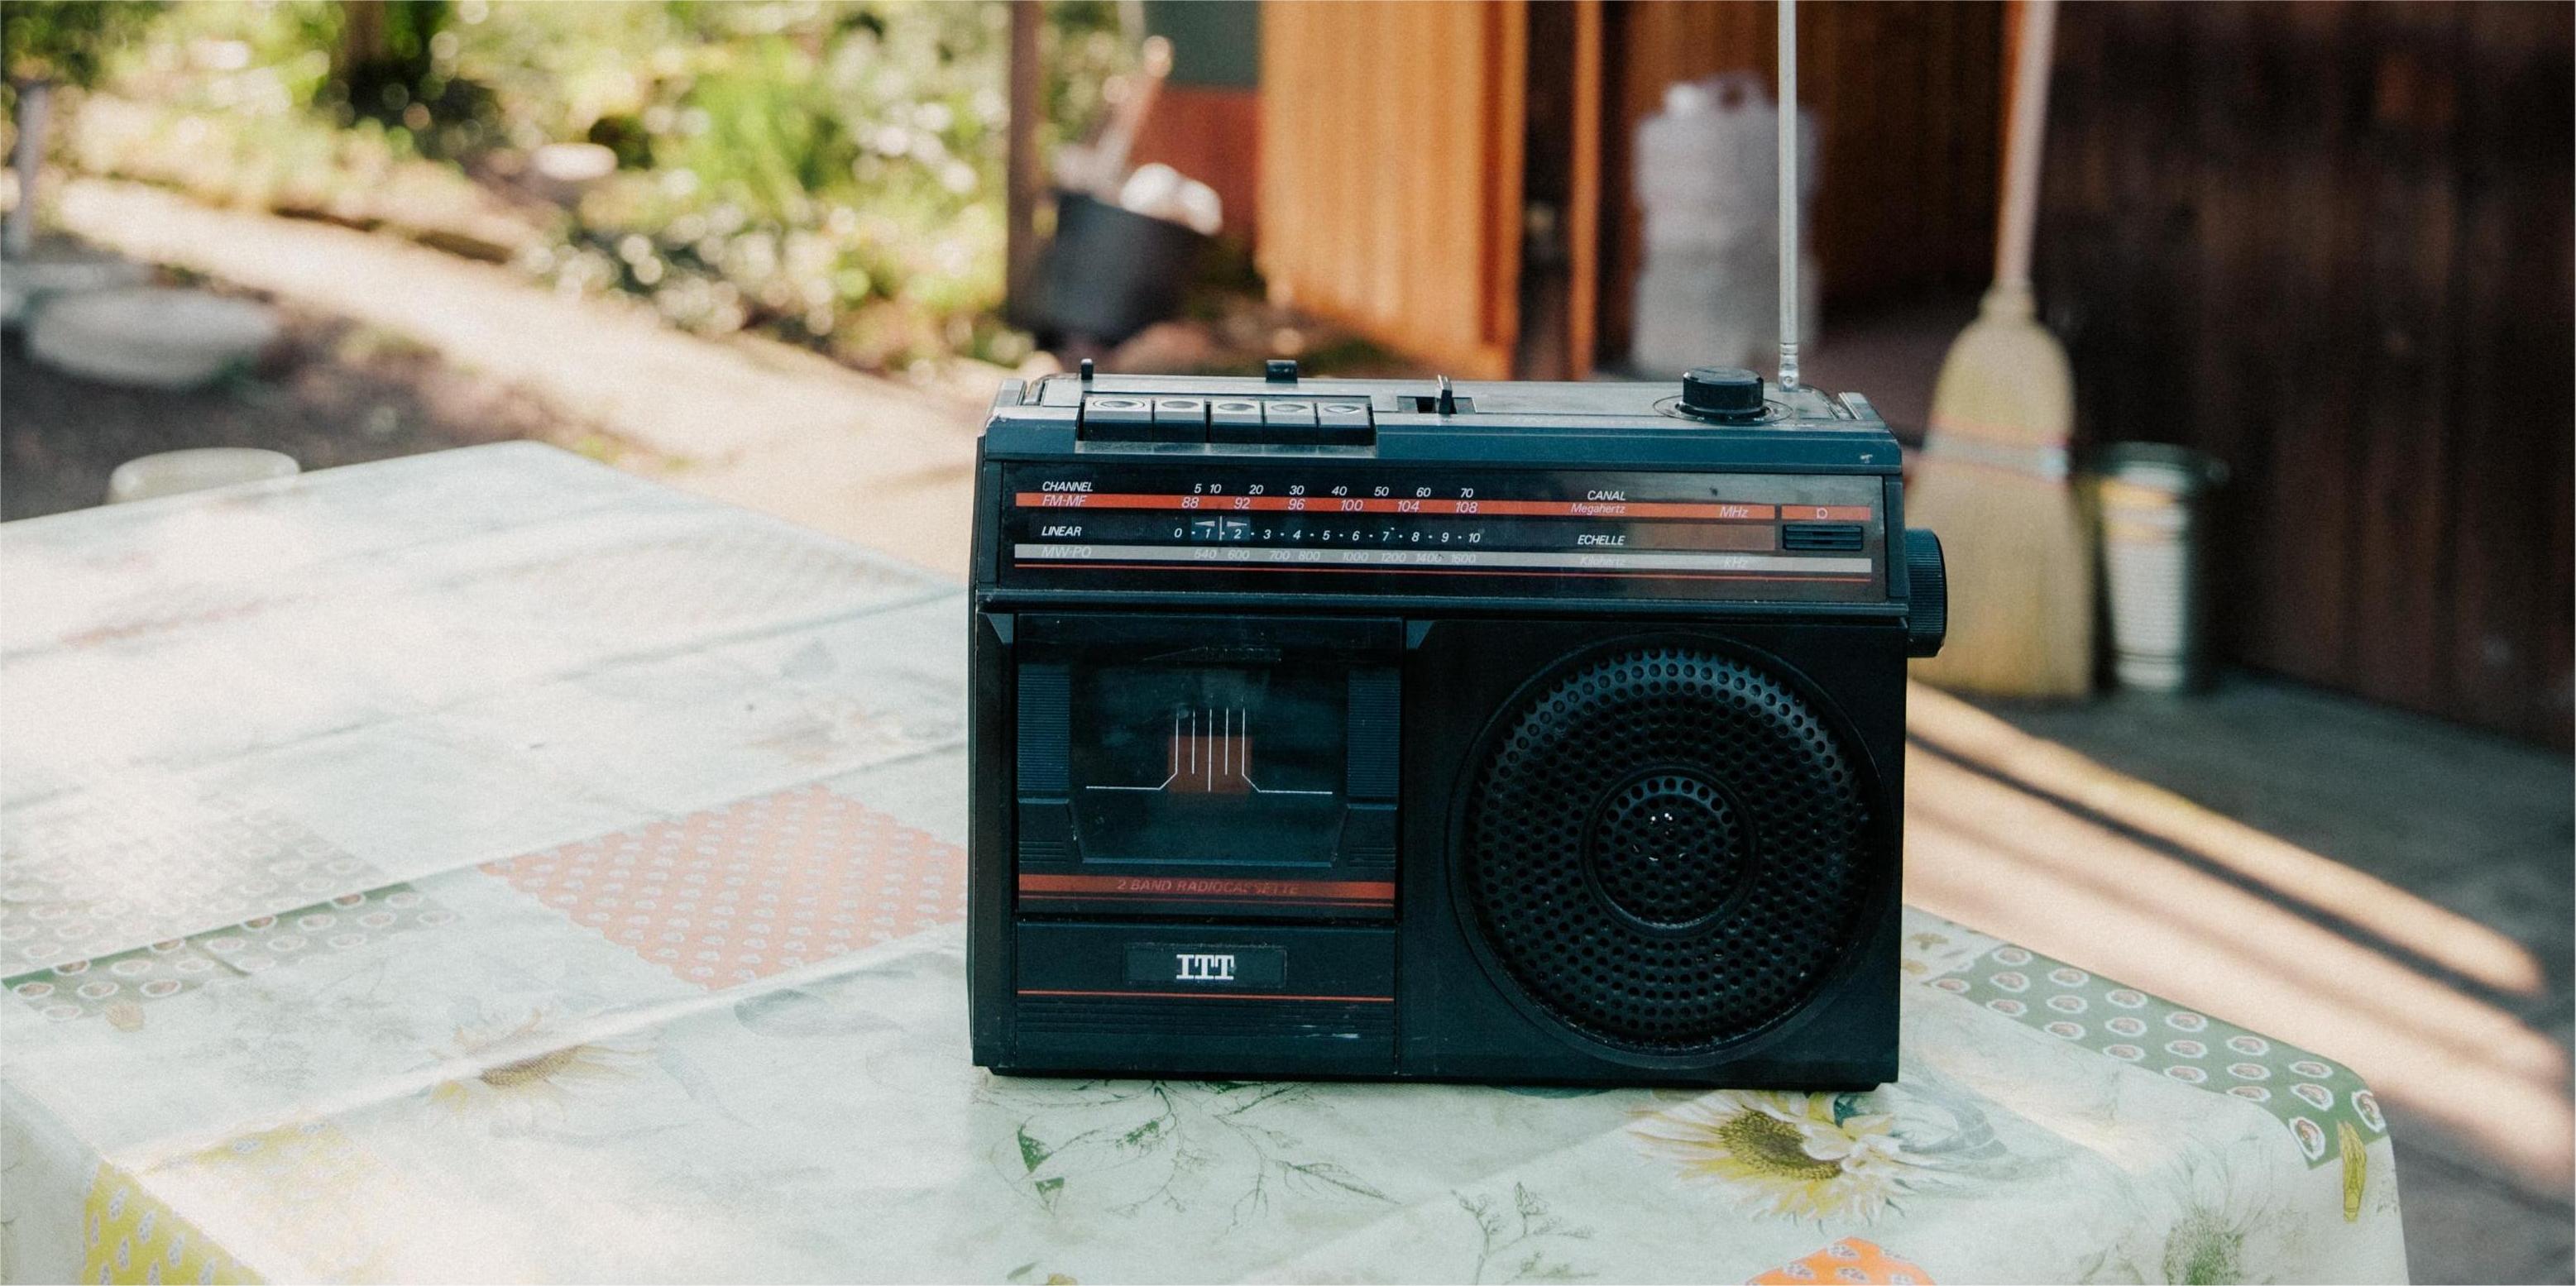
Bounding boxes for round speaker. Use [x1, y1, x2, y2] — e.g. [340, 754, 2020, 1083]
[1462, 644, 1879, 1057]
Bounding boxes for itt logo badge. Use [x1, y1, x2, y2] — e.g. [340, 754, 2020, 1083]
[1173, 953, 1237, 982]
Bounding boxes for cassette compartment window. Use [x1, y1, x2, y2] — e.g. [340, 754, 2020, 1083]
[1072, 662, 1345, 865]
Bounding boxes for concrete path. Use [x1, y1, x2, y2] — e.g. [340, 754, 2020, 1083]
[55, 178, 989, 578]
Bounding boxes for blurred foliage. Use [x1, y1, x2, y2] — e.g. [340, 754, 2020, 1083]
[2, 1, 170, 88]
[63, 0, 1138, 371]
[332, 2, 449, 122]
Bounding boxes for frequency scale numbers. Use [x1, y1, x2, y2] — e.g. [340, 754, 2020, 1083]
[1181, 516, 1486, 545]
[1183, 482, 1468, 500]
[1163, 483, 1481, 523]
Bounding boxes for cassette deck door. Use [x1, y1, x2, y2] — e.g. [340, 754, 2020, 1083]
[1011, 614, 1402, 921]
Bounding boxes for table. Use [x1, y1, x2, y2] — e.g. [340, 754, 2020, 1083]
[1, 445, 2406, 1284]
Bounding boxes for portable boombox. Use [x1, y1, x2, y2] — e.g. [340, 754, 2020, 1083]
[965, 361, 1945, 1088]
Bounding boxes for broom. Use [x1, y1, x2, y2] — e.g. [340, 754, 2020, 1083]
[1906, 0, 2092, 697]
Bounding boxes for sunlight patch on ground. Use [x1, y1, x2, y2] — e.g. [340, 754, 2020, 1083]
[1903, 682, 2572, 1197]
[1908, 684, 2543, 997]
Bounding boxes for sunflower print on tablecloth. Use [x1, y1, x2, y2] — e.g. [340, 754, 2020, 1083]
[1630, 1092, 1937, 1222]
[425, 1010, 651, 1127]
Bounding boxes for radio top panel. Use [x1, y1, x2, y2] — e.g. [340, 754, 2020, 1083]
[979, 363, 1905, 476]
[974, 363, 1927, 612]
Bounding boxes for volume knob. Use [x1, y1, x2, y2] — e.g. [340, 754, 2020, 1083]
[1679, 366, 1765, 422]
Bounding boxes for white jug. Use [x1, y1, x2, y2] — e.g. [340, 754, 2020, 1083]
[1630, 74, 1820, 376]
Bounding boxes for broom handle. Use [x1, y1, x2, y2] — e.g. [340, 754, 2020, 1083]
[1996, 0, 2057, 293]
[1776, 0, 1799, 390]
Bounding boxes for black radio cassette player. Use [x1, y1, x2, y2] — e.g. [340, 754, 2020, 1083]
[965, 361, 1945, 1088]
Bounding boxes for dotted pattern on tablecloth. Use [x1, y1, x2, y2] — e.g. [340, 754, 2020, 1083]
[83, 1159, 256, 1284]
[483, 783, 965, 990]
[78, 1117, 398, 1284]
[1926, 944, 2386, 1168]
[8, 885, 452, 1027]
[1748, 1237, 1933, 1284]
[182, 1118, 395, 1280]
[1, 776, 387, 978]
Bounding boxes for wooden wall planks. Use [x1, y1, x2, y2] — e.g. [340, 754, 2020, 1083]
[2037, 0, 2574, 746]
[1257, 1, 1525, 378]
[1514, 0, 1605, 380]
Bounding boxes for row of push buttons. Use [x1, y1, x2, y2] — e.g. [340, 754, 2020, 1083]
[1081, 396, 1375, 447]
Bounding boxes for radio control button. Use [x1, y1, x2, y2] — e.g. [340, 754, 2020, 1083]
[1152, 397, 1209, 442]
[1680, 366, 1765, 422]
[1315, 401, 1375, 445]
[1262, 400, 1319, 427]
[1209, 399, 1267, 442]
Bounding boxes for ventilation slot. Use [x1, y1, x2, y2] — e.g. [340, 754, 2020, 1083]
[1015, 665, 1071, 797]
[1347, 669, 1401, 800]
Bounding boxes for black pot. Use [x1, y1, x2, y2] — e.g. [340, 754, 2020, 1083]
[1027, 191, 1209, 346]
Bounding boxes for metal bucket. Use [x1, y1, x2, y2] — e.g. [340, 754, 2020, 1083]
[2095, 443, 2229, 692]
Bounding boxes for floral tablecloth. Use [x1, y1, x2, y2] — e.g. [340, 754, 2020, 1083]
[0, 445, 2406, 1284]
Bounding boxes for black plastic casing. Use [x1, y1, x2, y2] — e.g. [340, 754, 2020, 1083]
[967, 371, 1930, 1088]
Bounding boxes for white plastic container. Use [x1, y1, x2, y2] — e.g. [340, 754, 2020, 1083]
[107, 448, 300, 504]
[1630, 75, 1819, 376]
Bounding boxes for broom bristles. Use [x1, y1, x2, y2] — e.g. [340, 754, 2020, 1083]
[1907, 465, 2094, 696]
[1906, 292, 2095, 698]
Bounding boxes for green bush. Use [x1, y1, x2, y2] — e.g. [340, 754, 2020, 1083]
[78, 0, 1137, 370]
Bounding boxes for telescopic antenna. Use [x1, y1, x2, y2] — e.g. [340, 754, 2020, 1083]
[1776, 0, 1800, 391]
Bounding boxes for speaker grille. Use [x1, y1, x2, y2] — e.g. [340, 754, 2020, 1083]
[1464, 647, 1877, 1055]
